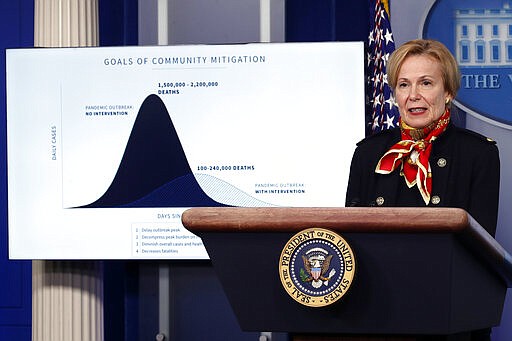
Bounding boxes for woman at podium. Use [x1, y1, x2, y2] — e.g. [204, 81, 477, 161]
[345, 39, 500, 341]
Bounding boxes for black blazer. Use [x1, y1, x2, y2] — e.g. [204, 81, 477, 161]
[345, 123, 500, 236]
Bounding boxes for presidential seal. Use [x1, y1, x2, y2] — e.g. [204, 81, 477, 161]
[279, 228, 356, 307]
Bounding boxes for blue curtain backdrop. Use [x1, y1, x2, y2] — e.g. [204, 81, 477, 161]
[0, 1, 34, 340]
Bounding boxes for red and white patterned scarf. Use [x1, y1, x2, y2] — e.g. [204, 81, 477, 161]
[375, 109, 450, 205]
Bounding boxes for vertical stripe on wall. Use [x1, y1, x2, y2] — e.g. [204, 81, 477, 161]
[285, 0, 369, 42]
[98, 0, 138, 46]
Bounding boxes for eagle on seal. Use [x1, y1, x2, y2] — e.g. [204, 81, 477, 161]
[302, 254, 333, 283]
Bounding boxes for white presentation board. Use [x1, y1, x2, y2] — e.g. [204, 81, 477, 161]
[6, 42, 365, 259]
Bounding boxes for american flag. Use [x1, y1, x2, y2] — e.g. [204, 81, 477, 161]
[368, 0, 399, 135]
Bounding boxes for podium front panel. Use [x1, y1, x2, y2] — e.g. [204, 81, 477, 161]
[199, 231, 505, 335]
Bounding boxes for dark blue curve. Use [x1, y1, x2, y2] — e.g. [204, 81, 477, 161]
[78, 94, 225, 208]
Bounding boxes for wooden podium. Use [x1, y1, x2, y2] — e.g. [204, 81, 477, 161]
[181, 207, 512, 341]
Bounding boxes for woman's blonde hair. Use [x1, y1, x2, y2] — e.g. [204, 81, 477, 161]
[387, 39, 461, 98]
